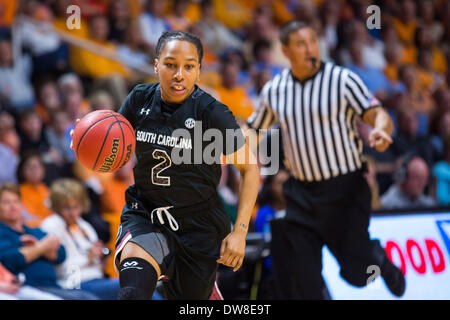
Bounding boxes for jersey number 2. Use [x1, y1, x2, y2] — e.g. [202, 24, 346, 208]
[151, 149, 171, 186]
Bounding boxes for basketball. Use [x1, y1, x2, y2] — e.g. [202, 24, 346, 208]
[72, 110, 135, 173]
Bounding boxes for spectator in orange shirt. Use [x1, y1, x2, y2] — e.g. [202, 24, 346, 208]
[215, 60, 255, 124]
[383, 41, 405, 83]
[416, 48, 446, 94]
[99, 158, 134, 277]
[398, 63, 436, 115]
[166, 0, 192, 32]
[17, 152, 52, 227]
[69, 14, 130, 80]
[393, 0, 417, 46]
[414, 26, 448, 75]
[0, 0, 18, 27]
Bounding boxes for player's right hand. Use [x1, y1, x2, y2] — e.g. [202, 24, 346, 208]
[69, 118, 80, 150]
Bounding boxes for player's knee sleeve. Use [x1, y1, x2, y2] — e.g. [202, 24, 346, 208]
[118, 257, 157, 300]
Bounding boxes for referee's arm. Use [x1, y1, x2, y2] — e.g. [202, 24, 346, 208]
[362, 106, 393, 152]
[345, 70, 393, 153]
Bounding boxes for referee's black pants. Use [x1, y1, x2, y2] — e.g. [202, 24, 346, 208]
[270, 170, 387, 300]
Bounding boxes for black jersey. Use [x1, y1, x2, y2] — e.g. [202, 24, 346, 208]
[118, 83, 245, 209]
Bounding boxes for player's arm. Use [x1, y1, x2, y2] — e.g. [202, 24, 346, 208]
[218, 138, 260, 272]
[362, 106, 393, 152]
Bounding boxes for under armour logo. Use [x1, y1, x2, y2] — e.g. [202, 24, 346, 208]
[131, 202, 138, 210]
[140, 108, 151, 116]
[185, 118, 195, 129]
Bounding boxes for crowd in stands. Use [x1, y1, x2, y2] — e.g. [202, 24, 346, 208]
[0, 0, 450, 300]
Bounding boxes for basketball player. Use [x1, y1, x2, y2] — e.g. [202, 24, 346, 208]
[86, 31, 259, 300]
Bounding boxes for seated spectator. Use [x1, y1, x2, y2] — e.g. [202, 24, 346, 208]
[99, 157, 134, 277]
[0, 183, 98, 299]
[418, 0, 444, 44]
[340, 20, 386, 70]
[381, 155, 435, 209]
[346, 40, 398, 100]
[254, 170, 289, 237]
[416, 48, 446, 94]
[34, 78, 62, 126]
[108, 0, 132, 43]
[397, 64, 434, 128]
[117, 19, 152, 75]
[69, 14, 130, 80]
[57, 73, 91, 123]
[139, 0, 170, 48]
[414, 25, 448, 75]
[46, 109, 76, 166]
[433, 135, 450, 205]
[41, 178, 119, 300]
[214, 60, 255, 123]
[253, 169, 288, 299]
[429, 110, 450, 159]
[248, 69, 272, 108]
[17, 108, 63, 169]
[0, 37, 35, 114]
[0, 262, 61, 300]
[213, 0, 252, 31]
[89, 91, 115, 111]
[243, 5, 290, 68]
[166, 0, 192, 31]
[393, 0, 417, 47]
[0, 114, 20, 184]
[319, 0, 340, 57]
[51, 0, 89, 38]
[390, 106, 437, 167]
[251, 39, 285, 79]
[17, 152, 52, 226]
[17, 0, 69, 76]
[195, 0, 243, 56]
[383, 41, 406, 86]
[270, 0, 296, 26]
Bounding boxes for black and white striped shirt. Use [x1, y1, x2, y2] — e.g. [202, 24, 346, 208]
[248, 61, 380, 182]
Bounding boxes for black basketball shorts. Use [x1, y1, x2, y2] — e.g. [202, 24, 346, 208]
[114, 186, 231, 300]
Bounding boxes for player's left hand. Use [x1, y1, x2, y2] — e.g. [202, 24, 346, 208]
[368, 128, 393, 152]
[217, 229, 246, 272]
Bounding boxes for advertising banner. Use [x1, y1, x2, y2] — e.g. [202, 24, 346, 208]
[322, 212, 450, 299]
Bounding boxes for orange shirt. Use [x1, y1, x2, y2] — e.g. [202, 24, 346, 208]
[384, 64, 399, 82]
[20, 183, 52, 227]
[213, 0, 252, 29]
[100, 175, 133, 277]
[431, 46, 448, 75]
[393, 18, 417, 45]
[215, 86, 255, 120]
[69, 40, 130, 79]
[401, 45, 417, 65]
[0, 0, 18, 26]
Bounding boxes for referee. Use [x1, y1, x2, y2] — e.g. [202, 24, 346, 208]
[248, 21, 405, 299]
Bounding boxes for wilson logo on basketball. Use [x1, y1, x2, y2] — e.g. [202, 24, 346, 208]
[98, 138, 120, 172]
